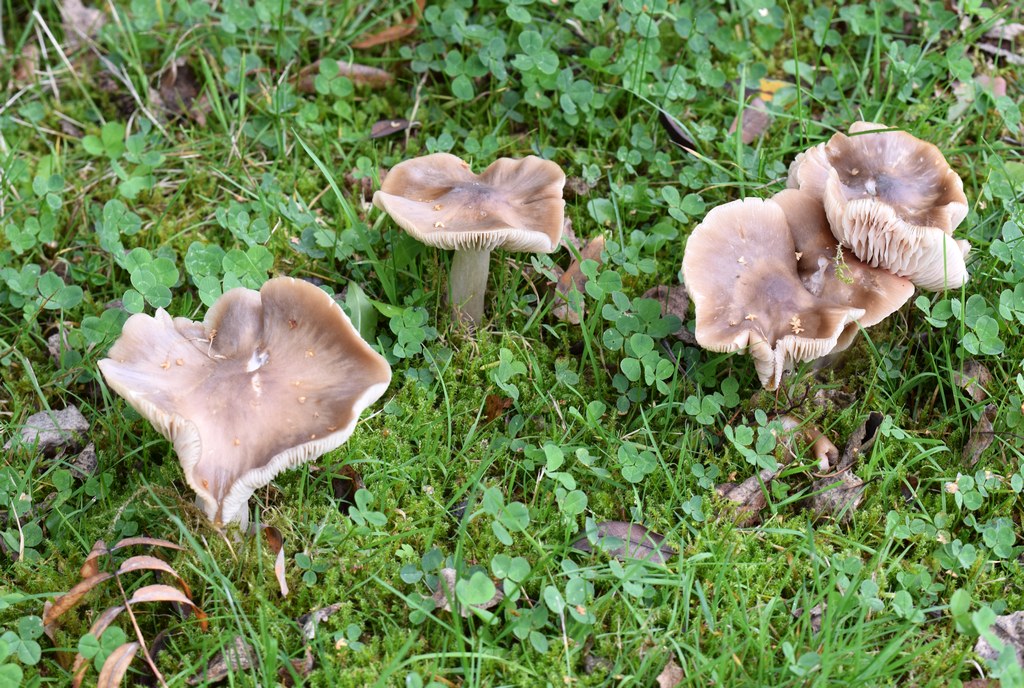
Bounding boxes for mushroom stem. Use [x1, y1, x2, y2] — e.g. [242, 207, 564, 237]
[449, 248, 491, 325]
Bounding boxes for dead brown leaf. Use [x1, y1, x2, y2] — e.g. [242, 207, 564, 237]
[564, 176, 593, 198]
[43, 573, 114, 630]
[642, 284, 693, 344]
[964, 404, 998, 467]
[80, 537, 185, 579]
[261, 525, 289, 597]
[297, 603, 343, 641]
[12, 44, 39, 86]
[156, 60, 209, 126]
[728, 96, 772, 144]
[128, 584, 208, 631]
[838, 412, 883, 471]
[656, 657, 684, 687]
[431, 568, 504, 617]
[793, 602, 826, 634]
[975, 610, 1024, 665]
[351, 0, 426, 49]
[331, 463, 364, 512]
[296, 59, 394, 93]
[552, 235, 605, 324]
[571, 521, 674, 564]
[117, 555, 191, 597]
[484, 394, 513, 423]
[370, 118, 418, 139]
[96, 642, 141, 688]
[954, 360, 994, 403]
[187, 636, 258, 685]
[60, 0, 106, 53]
[986, 20, 1024, 41]
[811, 471, 865, 522]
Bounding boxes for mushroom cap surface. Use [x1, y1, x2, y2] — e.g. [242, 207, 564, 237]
[682, 198, 865, 389]
[372, 153, 566, 252]
[98, 277, 392, 525]
[790, 122, 970, 290]
[772, 189, 916, 352]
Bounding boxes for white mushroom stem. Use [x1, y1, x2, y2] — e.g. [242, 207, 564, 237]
[450, 248, 491, 325]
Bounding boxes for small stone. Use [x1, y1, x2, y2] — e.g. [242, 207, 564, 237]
[4, 406, 89, 456]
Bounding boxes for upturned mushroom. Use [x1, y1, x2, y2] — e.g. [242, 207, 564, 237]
[373, 153, 566, 325]
[772, 189, 916, 353]
[682, 197, 865, 390]
[98, 277, 392, 527]
[787, 121, 970, 290]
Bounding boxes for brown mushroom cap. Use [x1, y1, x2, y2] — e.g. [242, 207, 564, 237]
[789, 122, 970, 290]
[372, 153, 566, 252]
[98, 277, 392, 526]
[682, 198, 865, 389]
[772, 189, 916, 352]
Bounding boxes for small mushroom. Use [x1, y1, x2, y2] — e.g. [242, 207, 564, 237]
[373, 153, 565, 325]
[772, 189, 916, 352]
[682, 198, 865, 390]
[788, 121, 970, 290]
[98, 277, 392, 527]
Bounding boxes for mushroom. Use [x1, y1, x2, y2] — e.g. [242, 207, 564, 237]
[788, 121, 970, 290]
[682, 198, 865, 390]
[98, 277, 392, 527]
[373, 153, 566, 325]
[772, 189, 916, 352]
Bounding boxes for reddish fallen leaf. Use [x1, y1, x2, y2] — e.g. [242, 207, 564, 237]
[96, 642, 140, 688]
[72, 605, 127, 688]
[262, 525, 290, 597]
[552, 235, 605, 324]
[484, 394, 512, 423]
[658, 110, 698, 150]
[128, 584, 208, 631]
[118, 555, 192, 598]
[656, 657, 684, 687]
[43, 573, 114, 628]
[729, 96, 772, 144]
[351, 0, 426, 49]
[572, 521, 674, 564]
[80, 537, 184, 579]
[370, 118, 418, 139]
[953, 360, 994, 403]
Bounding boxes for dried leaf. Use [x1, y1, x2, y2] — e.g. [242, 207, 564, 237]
[12, 44, 39, 85]
[96, 642, 140, 688]
[262, 525, 289, 597]
[564, 177, 593, 198]
[571, 522, 674, 564]
[581, 635, 612, 675]
[716, 466, 780, 526]
[80, 537, 184, 579]
[964, 404, 998, 467]
[658, 110, 698, 150]
[985, 20, 1024, 41]
[187, 636, 258, 685]
[370, 118, 418, 139]
[484, 394, 513, 423]
[128, 584, 208, 631]
[156, 60, 209, 126]
[728, 96, 772, 144]
[793, 602, 826, 634]
[838, 412, 883, 471]
[118, 555, 191, 597]
[552, 235, 605, 324]
[975, 610, 1024, 664]
[297, 603, 343, 641]
[43, 573, 114, 628]
[656, 657, 684, 687]
[976, 42, 1024, 65]
[953, 360, 994, 403]
[60, 0, 106, 53]
[810, 471, 865, 522]
[351, 0, 426, 49]
[71, 442, 98, 480]
[642, 284, 693, 343]
[295, 59, 394, 93]
[72, 605, 127, 688]
[430, 568, 503, 617]
[4, 405, 89, 455]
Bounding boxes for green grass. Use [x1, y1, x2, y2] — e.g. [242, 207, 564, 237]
[2, 0, 1024, 686]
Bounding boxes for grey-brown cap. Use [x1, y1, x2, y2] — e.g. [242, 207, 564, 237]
[372, 153, 566, 253]
[772, 189, 916, 352]
[682, 198, 865, 390]
[98, 277, 392, 526]
[789, 122, 970, 290]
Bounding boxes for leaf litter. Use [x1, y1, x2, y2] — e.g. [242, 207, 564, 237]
[571, 521, 674, 564]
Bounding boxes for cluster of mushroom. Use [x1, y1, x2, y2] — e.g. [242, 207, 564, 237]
[682, 121, 970, 390]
